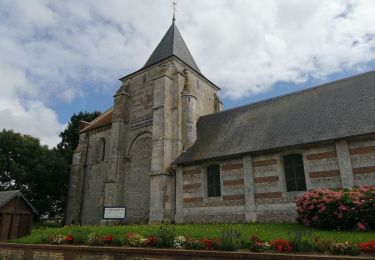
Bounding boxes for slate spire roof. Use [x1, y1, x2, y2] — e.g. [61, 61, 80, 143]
[143, 21, 200, 72]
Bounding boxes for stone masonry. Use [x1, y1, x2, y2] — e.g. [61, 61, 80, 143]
[66, 20, 375, 225]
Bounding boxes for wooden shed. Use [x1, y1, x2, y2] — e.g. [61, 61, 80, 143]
[0, 190, 37, 241]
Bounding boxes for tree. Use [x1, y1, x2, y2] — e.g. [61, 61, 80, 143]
[57, 111, 101, 167]
[0, 111, 101, 219]
[0, 129, 66, 217]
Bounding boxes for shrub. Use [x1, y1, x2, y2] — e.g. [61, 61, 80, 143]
[124, 232, 145, 247]
[359, 240, 375, 254]
[313, 236, 333, 253]
[203, 238, 220, 250]
[288, 229, 314, 252]
[103, 234, 113, 245]
[65, 235, 74, 244]
[185, 238, 205, 250]
[154, 224, 176, 248]
[219, 229, 242, 251]
[331, 242, 360, 256]
[173, 236, 186, 249]
[144, 236, 157, 247]
[270, 239, 293, 252]
[248, 235, 270, 252]
[87, 232, 103, 246]
[296, 186, 375, 230]
[112, 236, 124, 246]
[49, 234, 64, 245]
[69, 230, 86, 244]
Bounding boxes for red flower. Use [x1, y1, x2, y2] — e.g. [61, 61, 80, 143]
[270, 239, 293, 252]
[144, 236, 157, 247]
[203, 239, 213, 250]
[103, 235, 113, 242]
[65, 235, 74, 242]
[359, 240, 375, 253]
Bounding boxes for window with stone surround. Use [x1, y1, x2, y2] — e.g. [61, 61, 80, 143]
[283, 154, 306, 192]
[207, 165, 221, 197]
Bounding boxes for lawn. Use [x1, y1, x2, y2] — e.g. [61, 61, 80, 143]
[12, 222, 375, 244]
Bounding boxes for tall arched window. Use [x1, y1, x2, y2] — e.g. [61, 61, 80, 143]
[96, 138, 106, 162]
[100, 138, 106, 161]
[207, 165, 221, 197]
[283, 154, 306, 192]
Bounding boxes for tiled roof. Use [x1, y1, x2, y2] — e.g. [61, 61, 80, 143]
[81, 108, 113, 133]
[175, 70, 375, 164]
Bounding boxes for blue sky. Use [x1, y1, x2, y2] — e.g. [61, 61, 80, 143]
[0, 0, 374, 147]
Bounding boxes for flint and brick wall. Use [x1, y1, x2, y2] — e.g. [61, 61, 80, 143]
[348, 138, 375, 186]
[177, 136, 375, 223]
[180, 158, 245, 223]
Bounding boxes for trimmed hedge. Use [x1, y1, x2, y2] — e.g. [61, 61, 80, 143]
[296, 186, 375, 230]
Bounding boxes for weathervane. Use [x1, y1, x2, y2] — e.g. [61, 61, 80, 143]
[172, 1, 177, 22]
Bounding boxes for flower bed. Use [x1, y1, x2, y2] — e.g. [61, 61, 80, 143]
[40, 225, 375, 256]
[296, 186, 375, 230]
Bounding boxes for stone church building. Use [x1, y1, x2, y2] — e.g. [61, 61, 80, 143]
[66, 20, 375, 225]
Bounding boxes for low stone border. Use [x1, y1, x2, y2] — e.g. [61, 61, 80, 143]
[0, 242, 373, 260]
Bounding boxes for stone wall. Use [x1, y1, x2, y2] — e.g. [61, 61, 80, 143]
[72, 56, 221, 225]
[177, 136, 375, 223]
[1, 242, 370, 260]
[80, 128, 112, 225]
[348, 137, 375, 186]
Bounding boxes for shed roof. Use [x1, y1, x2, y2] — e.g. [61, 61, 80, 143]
[0, 190, 37, 214]
[175, 70, 375, 165]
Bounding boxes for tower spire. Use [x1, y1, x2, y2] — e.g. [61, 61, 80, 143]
[172, 1, 177, 23]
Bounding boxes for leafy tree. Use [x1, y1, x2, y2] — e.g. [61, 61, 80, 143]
[0, 111, 101, 219]
[57, 111, 101, 166]
[0, 129, 66, 217]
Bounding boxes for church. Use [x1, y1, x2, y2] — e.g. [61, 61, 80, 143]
[66, 19, 375, 225]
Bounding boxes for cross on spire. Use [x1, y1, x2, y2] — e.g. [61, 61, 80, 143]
[172, 1, 177, 22]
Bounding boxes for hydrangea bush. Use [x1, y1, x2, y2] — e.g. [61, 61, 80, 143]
[296, 186, 375, 230]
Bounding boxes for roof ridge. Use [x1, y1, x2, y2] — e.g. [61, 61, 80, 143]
[201, 70, 375, 120]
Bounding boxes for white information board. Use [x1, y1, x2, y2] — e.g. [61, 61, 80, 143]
[103, 207, 126, 219]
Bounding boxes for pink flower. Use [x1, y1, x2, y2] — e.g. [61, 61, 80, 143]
[339, 204, 348, 212]
[309, 205, 315, 210]
[357, 222, 366, 231]
[319, 205, 326, 212]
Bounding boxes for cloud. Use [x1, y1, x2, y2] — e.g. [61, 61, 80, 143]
[0, 0, 374, 146]
[0, 98, 64, 147]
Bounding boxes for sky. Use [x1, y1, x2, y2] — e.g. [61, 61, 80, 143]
[0, 0, 374, 147]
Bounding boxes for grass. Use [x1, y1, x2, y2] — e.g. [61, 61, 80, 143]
[12, 223, 375, 244]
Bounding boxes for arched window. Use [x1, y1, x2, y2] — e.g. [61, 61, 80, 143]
[100, 138, 106, 161]
[207, 165, 221, 197]
[283, 154, 306, 192]
[96, 138, 106, 162]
